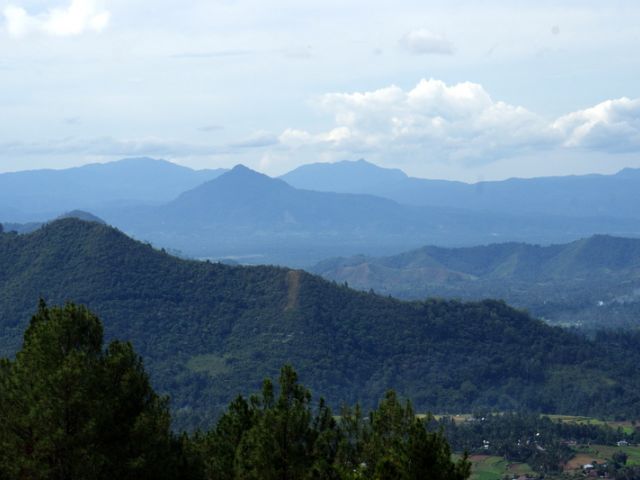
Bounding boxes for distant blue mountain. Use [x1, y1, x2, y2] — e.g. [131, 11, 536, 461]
[0, 157, 227, 222]
[281, 160, 640, 219]
[280, 159, 410, 193]
[311, 234, 640, 329]
[107, 165, 640, 267]
[0, 210, 107, 234]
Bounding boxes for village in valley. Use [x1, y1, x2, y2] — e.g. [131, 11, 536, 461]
[437, 414, 640, 480]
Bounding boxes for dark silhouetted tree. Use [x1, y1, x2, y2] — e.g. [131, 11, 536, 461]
[0, 302, 198, 480]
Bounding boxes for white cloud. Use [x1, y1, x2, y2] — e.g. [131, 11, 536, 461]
[552, 97, 640, 153]
[3, 0, 110, 38]
[279, 79, 558, 164]
[400, 28, 454, 55]
[277, 79, 640, 166]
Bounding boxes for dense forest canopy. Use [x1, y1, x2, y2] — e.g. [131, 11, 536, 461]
[0, 303, 469, 480]
[2, 219, 640, 431]
[312, 235, 640, 329]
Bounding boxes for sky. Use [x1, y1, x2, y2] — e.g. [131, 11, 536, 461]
[0, 0, 639, 182]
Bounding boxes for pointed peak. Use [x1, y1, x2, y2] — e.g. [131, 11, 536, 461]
[354, 158, 376, 166]
[222, 164, 275, 181]
[185, 164, 290, 195]
[229, 164, 255, 173]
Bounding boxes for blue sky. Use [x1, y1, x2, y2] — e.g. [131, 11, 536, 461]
[1, 0, 639, 181]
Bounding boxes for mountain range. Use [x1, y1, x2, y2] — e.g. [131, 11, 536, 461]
[2, 158, 640, 266]
[2, 219, 640, 430]
[0, 157, 226, 222]
[282, 159, 640, 219]
[312, 235, 640, 329]
[103, 164, 640, 266]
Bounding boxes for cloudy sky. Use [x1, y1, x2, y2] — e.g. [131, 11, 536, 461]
[1, 0, 639, 181]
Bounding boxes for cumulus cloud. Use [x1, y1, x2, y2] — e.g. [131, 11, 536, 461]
[278, 79, 640, 165]
[552, 97, 640, 153]
[279, 79, 558, 164]
[3, 0, 110, 38]
[400, 29, 454, 55]
[5, 80, 639, 169]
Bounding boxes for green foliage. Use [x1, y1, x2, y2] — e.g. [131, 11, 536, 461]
[613, 450, 629, 466]
[312, 235, 640, 330]
[0, 299, 468, 480]
[345, 391, 470, 480]
[196, 365, 340, 479]
[196, 365, 469, 480]
[3, 219, 640, 431]
[436, 412, 640, 475]
[0, 302, 197, 480]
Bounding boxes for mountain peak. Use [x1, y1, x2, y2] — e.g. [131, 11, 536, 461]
[168, 164, 291, 214]
[56, 210, 106, 225]
[280, 159, 408, 193]
[228, 163, 262, 175]
[218, 164, 284, 185]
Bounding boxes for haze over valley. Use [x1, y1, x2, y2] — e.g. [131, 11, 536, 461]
[4, 158, 640, 267]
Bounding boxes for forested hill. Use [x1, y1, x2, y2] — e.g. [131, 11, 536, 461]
[311, 235, 640, 328]
[2, 219, 640, 429]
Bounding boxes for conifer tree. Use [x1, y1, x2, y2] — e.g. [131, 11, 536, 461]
[339, 391, 471, 480]
[0, 302, 194, 480]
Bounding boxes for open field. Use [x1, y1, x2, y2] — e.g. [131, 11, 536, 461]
[545, 414, 637, 435]
[441, 414, 640, 478]
[430, 412, 638, 433]
[465, 455, 534, 480]
[461, 446, 640, 478]
[574, 444, 640, 465]
[564, 453, 605, 471]
[433, 414, 476, 423]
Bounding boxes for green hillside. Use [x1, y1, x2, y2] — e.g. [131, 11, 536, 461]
[2, 219, 640, 429]
[312, 236, 640, 329]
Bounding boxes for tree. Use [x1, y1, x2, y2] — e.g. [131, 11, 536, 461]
[197, 365, 342, 480]
[234, 365, 340, 480]
[613, 451, 628, 466]
[340, 391, 471, 480]
[0, 301, 196, 480]
[196, 395, 256, 480]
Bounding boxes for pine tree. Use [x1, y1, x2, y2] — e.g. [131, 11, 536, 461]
[339, 391, 471, 480]
[235, 365, 319, 479]
[0, 302, 193, 480]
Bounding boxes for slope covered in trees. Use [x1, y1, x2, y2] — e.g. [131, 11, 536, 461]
[311, 235, 640, 328]
[2, 219, 640, 430]
[0, 302, 196, 479]
[0, 302, 468, 479]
